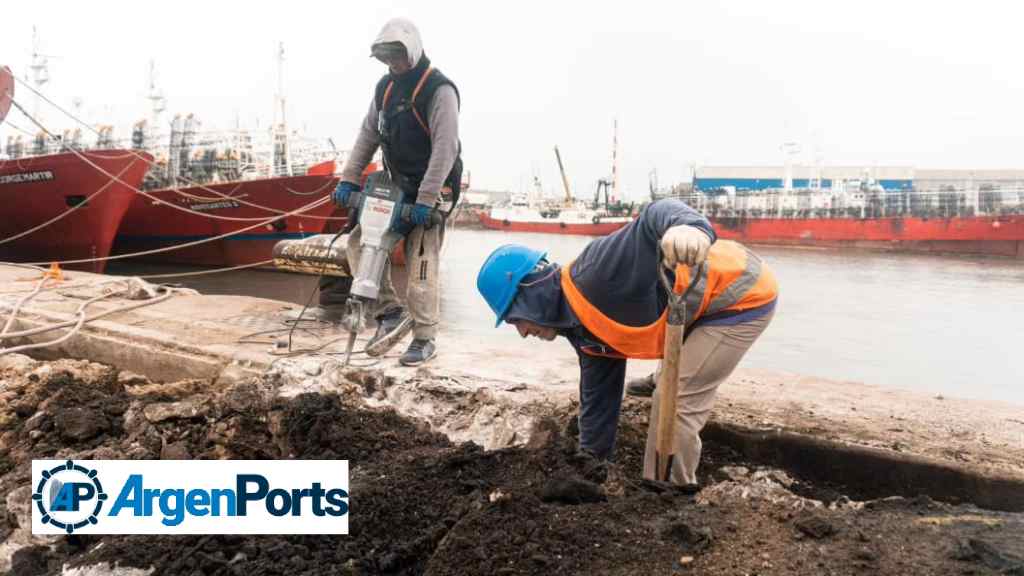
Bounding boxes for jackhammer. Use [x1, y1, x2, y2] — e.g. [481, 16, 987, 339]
[274, 172, 441, 365]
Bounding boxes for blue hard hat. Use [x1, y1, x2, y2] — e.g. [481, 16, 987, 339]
[477, 244, 547, 327]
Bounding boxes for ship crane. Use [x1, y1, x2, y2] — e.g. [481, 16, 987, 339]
[553, 145, 573, 206]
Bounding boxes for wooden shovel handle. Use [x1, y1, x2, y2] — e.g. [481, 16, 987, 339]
[653, 255, 704, 481]
[654, 321, 684, 480]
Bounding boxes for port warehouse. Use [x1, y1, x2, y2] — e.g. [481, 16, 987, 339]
[687, 165, 1024, 217]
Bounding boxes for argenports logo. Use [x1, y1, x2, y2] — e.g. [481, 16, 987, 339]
[33, 460, 108, 534]
[32, 460, 349, 535]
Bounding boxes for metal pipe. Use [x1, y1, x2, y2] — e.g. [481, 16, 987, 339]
[272, 234, 352, 277]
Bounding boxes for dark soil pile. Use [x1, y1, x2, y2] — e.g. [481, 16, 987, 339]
[1, 359, 1021, 576]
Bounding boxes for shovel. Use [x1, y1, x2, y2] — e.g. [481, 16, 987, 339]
[653, 256, 704, 482]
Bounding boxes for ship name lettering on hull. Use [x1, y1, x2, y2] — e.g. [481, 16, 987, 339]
[188, 200, 241, 212]
[0, 170, 56, 185]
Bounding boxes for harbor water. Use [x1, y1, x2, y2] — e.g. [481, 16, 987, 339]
[108, 228, 1024, 406]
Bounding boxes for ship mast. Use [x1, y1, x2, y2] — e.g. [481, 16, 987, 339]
[272, 42, 292, 176]
[147, 61, 166, 129]
[532, 174, 544, 206]
[780, 141, 800, 191]
[28, 27, 50, 125]
[146, 61, 167, 149]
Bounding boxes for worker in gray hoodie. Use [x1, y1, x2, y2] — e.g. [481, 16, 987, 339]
[331, 18, 462, 366]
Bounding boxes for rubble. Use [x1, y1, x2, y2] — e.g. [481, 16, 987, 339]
[0, 355, 1021, 575]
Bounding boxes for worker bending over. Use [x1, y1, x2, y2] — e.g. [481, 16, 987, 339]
[476, 199, 777, 486]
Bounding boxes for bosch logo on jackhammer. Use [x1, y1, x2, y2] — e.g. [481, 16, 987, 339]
[108, 474, 349, 526]
[32, 460, 350, 534]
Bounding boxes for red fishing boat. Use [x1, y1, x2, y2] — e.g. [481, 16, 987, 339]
[0, 149, 153, 272]
[112, 166, 342, 267]
[1, 62, 153, 273]
[478, 206, 632, 236]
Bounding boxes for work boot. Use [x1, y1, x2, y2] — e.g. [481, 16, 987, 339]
[399, 338, 436, 366]
[625, 373, 657, 397]
[365, 308, 413, 357]
[571, 448, 609, 484]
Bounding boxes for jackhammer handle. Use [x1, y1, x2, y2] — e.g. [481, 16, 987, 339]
[344, 191, 443, 228]
[398, 204, 445, 229]
[345, 190, 364, 210]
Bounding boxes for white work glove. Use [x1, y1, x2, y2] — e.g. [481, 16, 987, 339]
[660, 225, 711, 268]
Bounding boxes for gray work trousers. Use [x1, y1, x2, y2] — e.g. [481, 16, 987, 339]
[642, 310, 775, 485]
[344, 222, 444, 340]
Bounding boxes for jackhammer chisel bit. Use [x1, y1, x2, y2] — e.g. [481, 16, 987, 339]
[342, 298, 364, 367]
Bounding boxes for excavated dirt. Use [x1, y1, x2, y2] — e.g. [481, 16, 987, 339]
[1, 356, 1022, 576]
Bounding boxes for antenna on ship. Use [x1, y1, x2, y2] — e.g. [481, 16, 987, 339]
[612, 118, 620, 202]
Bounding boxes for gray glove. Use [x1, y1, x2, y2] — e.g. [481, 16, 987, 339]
[660, 225, 711, 268]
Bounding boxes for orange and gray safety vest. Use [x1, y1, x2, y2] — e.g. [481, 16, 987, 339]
[560, 240, 778, 359]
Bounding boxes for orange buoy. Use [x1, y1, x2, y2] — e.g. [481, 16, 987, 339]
[44, 262, 64, 282]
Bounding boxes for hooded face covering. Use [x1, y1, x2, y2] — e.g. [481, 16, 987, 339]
[370, 17, 424, 70]
[503, 262, 579, 331]
[371, 42, 407, 65]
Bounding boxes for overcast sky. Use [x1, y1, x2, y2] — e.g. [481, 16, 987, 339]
[3, 1, 1022, 200]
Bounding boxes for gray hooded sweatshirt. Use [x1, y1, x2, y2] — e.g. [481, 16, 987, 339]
[339, 18, 460, 207]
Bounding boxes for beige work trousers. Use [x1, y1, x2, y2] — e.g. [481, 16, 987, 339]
[642, 309, 774, 484]
[345, 222, 444, 340]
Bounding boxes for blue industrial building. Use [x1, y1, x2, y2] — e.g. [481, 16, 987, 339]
[693, 177, 913, 192]
[691, 165, 1024, 194]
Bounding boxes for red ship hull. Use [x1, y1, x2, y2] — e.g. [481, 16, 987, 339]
[478, 211, 631, 236]
[0, 150, 153, 273]
[709, 215, 1024, 258]
[113, 174, 345, 267]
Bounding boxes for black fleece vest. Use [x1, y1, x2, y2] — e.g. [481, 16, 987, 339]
[374, 56, 462, 206]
